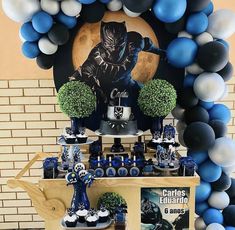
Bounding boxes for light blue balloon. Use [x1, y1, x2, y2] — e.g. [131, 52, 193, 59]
[203, 208, 224, 225]
[196, 180, 211, 203]
[199, 101, 214, 110]
[186, 12, 209, 35]
[22, 41, 40, 59]
[80, 0, 96, 4]
[184, 74, 197, 88]
[225, 227, 235, 230]
[202, 1, 214, 16]
[167, 38, 198, 68]
[209, 104, 231, 124]
[56, 12, 77, 29]
[20, 22, 41, 42]
[153, 0, 187, 23]
[196, 202, 209, 216]
[32, 11, 53, 34]
[188, 150, 208, 165]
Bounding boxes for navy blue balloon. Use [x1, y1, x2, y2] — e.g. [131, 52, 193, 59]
[217, 39, 230, 50]
[99, 0, 111, 2]
[153, 0, 187, 23]
[199, 101, 214, 110]
[209, 104, 231, 124]
[32, 11, 53, 34]
[20, 22, 41, 42]
[56, 12, 77, 29]
[22, 42, 40, 59]
[184, 74, 197, 88]
[167, 38, 198, 68]
[198, 159, 222, 182]
[186, 12, 208, 35]
[203, 208, 224, 225]
[196, 202, 209, 216]
[196, 180, 211, 203]
[188, 150, 208, 165]
[202, 1, 214, 16]
[80, 0, 96, 4]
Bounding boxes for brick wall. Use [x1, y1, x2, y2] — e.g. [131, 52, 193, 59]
[0, 79, 235, 229]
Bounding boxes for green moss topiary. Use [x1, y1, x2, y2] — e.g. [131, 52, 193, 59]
[138, 79, 177, 118]
[57, 81, 96, 118]
[97, 192, 127, 216]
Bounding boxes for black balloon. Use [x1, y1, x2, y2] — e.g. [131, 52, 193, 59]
[227, 179, 235, 198]
[48, 24, 69, 46]
[187, 0, 211, 12]
[217, 62, 234, 82]
[223, 205, 235, 227]
[178, 88, 199, 109]
[197, 41, 229, 72]
[36, 54, 55, 70]
[183, 122, 215, 151]
[184, 106, 209, 125]
[122, 0, 154, 13]
[81, 2, 106, 23]
[230, 197, 235, 205]
[209, 120, 228, 138]
[211, 172, 232, 192]
[165, 17, 186, 34]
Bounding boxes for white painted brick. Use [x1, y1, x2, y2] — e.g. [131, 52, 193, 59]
[25, 105, 54, 113]
[0, 146, 12, 153]
[0, 216, 3, 222]
[0, 130, 11, 137]
[39, 79, 55, 87]
[0, 89, 22, 96]
[40, 96, 57, 104]
[0, 138, 26, 146]
[0, 97, 9, 105]
[24, 88, 54, 96]
[43, 145, 60, 152]
[18, 207, 37, 214]
[5, 214, 32, 222]
[30, 168, 42, 176]
[0, 114, 10, 121]
[20, 221, 45, 229]
[0, 122, 25, 130]
[33, 214, 44, 221]
[55, 104, 61, 112]
[0, 154, 27, 162]
[0, 208, 17, 215]
[14, 161, 42, 169]
[10, 97, 40, 105]
[0, 193, 16, 200]
[13, 145, 42, 153]
[56, 121, 70, 128]
[0, 81, 8, 88]
[1, 185, 25, 192]
[12, 129, 41, 137]
[0, 162, 13, 169]
[26, 121, 55, 129]
[3, 200, 31, 207]
[1, 169, 29, 177]
[0, 105, 24, 113]
[0, 223, 18, 229]
[42, 129, 61, 137]
[9, 80, 38, 88]
[0, 202, 2, 207]
[11, 113, 40, 121]
[41, 112, 68, 121]
[16, 193, 30, 200]
[28, 137, 56, 145]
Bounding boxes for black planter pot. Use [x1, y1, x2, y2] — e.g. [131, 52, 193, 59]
[71, 117, 84, 135]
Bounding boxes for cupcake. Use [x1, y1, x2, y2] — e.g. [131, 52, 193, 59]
[98, 206, 110, 223]
[64, 134, 77, 144]
[85, 209, 99, 227]
[76, 133, 88, 144]
[76, 203, 88, 223]
[63, 209, 78, 227]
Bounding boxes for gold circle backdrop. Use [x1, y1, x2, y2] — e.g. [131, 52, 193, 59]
[72, 11, 160, 83]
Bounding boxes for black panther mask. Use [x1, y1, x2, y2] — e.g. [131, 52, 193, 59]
[100, 21, 128, 63]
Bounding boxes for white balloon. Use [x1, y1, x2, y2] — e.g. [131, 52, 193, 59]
[38, 37, 58, 55]
[176, 120, 187, 134]
[178, 31, 193, 39]
[193, 72, 225, 102]
[208, 191, 230, 210]
[222, 163, 235, 175]
[2, 0, 40, 23]
[41, 0, 60, 15]
[195, 217, 207, 230]
[123, 6, 141, 17]
[207, 9, 235, 39]
[206, 223, 225, 230]
[61, 0, 82, 17]
[171, 105, 185, 120]
[107, 0, 123, 11]
[186, 63, 204, 75]
[195, 32, 214, 46]
[219, 85, 229, 100]
[209, 137, 235, 167]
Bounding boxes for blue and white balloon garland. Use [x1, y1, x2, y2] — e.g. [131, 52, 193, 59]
[2, 0, 235, 228]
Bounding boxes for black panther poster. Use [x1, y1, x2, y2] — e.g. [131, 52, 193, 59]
[141, 188, 190, 230]
[53, 11, 184, 131]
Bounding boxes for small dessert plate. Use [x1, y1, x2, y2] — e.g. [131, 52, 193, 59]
[61, 217, 113, 230]
[57, 138, 94, 146]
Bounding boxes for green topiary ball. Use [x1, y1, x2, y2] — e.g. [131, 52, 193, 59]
[138, 79, 177, 117]
[57, 81, 96, 118]
[97, 192, 127, 216]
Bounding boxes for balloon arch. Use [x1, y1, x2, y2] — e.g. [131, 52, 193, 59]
[2, 0, 235, 229]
